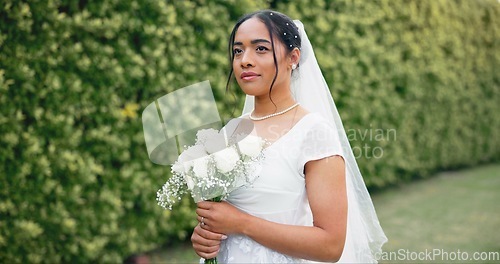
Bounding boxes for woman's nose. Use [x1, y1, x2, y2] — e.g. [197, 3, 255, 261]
[241, 51, 254, 68]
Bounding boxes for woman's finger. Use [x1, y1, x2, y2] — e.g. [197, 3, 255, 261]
[194, 224, 226, 241]
[195, 215, 215, 232]
[192, 238, 220, 251]
[195, 207, 209, 218]
[192, 234, 220, 247]
[194, 247, 219, 260]
[197, 215, 207, 229]
[192, 242, 220, 254]
[196, 216, 215, 231]
[191, 225, 221, 259]
[192, 240, 219, 260]
[197, 201, 213, 209]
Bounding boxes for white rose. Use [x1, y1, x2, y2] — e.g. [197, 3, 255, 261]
[187, 144, 207, 157]
[196, 128, 219, 144]
[184, 175, 195, 190]
[213, 146, 240, 173]
[172, 160, 193, 175]
[193, 156, 210, 179]
[175, 144, 207, 173]
[171, 162, 184, 175]
[202, 128, 231, 154]
[204, 135, 227, 154]
[183, 144, 207, 160]
[237, 135, 266, 158]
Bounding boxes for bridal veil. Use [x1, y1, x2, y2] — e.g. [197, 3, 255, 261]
[241, 20, 388, 263]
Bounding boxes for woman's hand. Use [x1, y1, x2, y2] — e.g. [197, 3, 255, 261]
[196, 201, 248, 235]
[191, 223, 226, 259]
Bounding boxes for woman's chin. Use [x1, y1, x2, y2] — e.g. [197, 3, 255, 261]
[240, 88, 266, 97]
[238, 84, 266, 97]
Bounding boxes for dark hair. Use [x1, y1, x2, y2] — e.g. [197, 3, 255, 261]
[225, 10, 301, 112]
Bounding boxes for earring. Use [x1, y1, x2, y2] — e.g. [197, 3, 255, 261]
[292, 64, 297, 70]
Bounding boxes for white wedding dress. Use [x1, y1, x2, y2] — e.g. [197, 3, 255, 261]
[197, 18, 386, 264]
[212, 112, 355, 263]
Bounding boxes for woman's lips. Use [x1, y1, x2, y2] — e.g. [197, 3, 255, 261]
[241, 75, 259, 81]
[240, 72, 260, 81]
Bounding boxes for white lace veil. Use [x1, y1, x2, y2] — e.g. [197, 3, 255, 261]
[241, 20, 387, 263]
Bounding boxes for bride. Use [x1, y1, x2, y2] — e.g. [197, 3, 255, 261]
[191, 10, 387, 263]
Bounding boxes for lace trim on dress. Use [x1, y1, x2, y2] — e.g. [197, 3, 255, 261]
[219, 234, 306, 263]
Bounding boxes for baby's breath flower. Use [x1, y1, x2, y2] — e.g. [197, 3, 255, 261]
[157, 127, 266, 210]
[156, 172, 187, 210]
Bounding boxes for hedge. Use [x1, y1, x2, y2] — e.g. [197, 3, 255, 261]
[0, 0, 498, 262]
[276, 0, 499, 185]
[0, 0, 268, 263]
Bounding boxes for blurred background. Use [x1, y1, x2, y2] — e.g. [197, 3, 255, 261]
[0, 0, 498, 263]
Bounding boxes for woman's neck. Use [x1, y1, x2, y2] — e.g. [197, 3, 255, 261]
[252, 93, 296, 116]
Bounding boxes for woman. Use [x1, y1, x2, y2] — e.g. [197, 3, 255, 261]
[191, 10, 387, 263]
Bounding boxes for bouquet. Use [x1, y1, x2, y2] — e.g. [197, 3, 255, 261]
[156, 128, 266, 263]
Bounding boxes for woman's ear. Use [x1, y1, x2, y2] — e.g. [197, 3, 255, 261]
[290, 48, 301, 67]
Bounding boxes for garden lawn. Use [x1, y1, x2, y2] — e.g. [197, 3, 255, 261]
[374, 163, 500, 263]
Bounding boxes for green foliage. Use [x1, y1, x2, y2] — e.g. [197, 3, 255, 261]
[278, 0, 500, 186]
[0, 0, 498, 262]
[0, 0, 267, 263]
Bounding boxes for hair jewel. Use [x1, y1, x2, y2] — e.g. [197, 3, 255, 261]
[295, 35, 297, 38]
[284, 32, 287, 35]
[270, 12, 273, 15]
[289, 44, 292, 47]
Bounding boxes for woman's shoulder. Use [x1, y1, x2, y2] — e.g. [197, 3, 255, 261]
[297, 111, 342, 146]
[299, 111, 335, 132]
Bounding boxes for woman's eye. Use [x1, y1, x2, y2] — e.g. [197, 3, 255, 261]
[256, 46, 269, 52]
[233, 48, 242, 55]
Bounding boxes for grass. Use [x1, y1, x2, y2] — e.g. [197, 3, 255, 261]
[374, 163, 500, 263]
[147, 242, 199, 263]
[146, 163, 500, 263]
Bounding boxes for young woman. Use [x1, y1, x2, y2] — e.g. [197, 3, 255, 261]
[191, 10, 387, 263]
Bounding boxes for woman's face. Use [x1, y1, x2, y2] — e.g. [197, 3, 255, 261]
[232, 17, 292, 97]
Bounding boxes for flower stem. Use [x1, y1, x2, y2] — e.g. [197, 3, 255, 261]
[210, 196, 222, 202]
[204, 257, 217, 264]
[203, 196, 222, 264]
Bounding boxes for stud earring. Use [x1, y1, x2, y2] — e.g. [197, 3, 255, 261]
[292, 64, 297, 70]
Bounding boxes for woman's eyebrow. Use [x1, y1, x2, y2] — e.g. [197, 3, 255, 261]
[234, 39, 271, 46]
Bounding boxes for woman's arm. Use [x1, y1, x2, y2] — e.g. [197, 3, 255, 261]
[196, 155, 347, 262]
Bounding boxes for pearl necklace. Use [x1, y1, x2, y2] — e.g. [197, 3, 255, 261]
[249, 103, 300, 121]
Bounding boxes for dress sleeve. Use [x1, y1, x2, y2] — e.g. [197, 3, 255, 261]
[297, 121, 345, 177]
